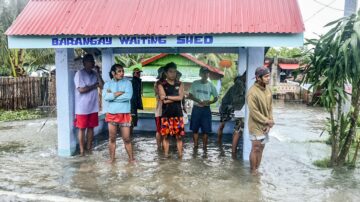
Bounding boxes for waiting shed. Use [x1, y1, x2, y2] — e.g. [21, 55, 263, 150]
[5, 0, 305, 160]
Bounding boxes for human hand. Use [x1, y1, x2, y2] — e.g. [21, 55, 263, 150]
[266, 120, 275, 128]
[203, 100, 211, 106]
[263, 126, 270, 134]
[114, 91, 123, 97]
[92, 82, 99, 88]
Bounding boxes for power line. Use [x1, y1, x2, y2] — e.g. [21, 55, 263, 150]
[305, 0, 338, 22]
[313, 0, 344, 11]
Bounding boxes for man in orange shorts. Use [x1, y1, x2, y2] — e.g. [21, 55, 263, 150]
[74, 54, 104, 156]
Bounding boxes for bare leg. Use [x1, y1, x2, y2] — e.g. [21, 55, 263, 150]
[86, 127, 94, 154]
[163, 135, 170, 157]
[78, 128, 86, 156]
[156, 132, 162, 150]
[217, 122, 225, 144]
[250, 140, 262, 175]
[232, 131, 241, 159]
[202, 133, 208, 150]
[176, 135, 183, 159]
[193, 132, 199, 148]
[108, 123, 118, 163]
[121, 126, 134, 162]
[257, 144, 266, 169]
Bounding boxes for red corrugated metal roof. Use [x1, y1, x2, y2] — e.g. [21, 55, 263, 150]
[142, 53, 224, 77]
[6, 0, 304, 36]
[279, 63, 299, 70]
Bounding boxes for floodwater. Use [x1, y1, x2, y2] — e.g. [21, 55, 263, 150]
[0, 101, 359, 202]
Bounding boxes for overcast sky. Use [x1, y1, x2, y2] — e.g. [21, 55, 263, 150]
[298, 0, 360, 39]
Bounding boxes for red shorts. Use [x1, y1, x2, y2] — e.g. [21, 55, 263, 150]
[155, 116, 161, 133]
[74, 113, 99, 129]
[105, 113, 132, 127]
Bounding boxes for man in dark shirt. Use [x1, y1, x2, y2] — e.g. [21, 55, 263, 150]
[217, 71, 246, 158]
[130, 68, 143, 131]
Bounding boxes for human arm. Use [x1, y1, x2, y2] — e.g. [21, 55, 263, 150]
[247, 94, 273, 125]
[102, 82, 127, 101]
[102, 82, 116, 101]
[159, 83, 184, 102]
[204, 84, 219, 105]
[94, 65, 104, 89]
[77, 83, 99, 94]
[74, 71, 99, 94]
[114, 80, 133, 102]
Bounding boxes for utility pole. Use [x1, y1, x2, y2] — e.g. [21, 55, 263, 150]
[342, 0, 358, 113]
[344, 0, 358, 16]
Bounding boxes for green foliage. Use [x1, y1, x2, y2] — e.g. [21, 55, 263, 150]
[266, 47, 302, 58]
[1, 0, 54, 77]
[194, 53, 238, 102]
[304, 10, 360, 167]
[313, 158, 331, 168]
[0, 109, 45, 121]
[114, 54, 155, 68]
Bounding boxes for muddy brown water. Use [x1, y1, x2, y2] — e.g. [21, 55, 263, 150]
[0, 101, 359, 201]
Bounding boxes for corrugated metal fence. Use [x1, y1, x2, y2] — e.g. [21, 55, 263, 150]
[0, 76, 56, 110]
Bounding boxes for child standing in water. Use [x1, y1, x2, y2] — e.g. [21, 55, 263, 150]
[103, 64, 134, 163]
[158, 62, 185, 158]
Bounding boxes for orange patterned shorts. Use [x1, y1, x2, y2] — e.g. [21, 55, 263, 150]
[160, 117, 185, 136]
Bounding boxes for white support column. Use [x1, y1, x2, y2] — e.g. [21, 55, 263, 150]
[55, 48, 77, 156]
[101, 48, 114, 82]
[216, 79, 222, 94]
[238, 48, 247, 75]
[344, 0, 358, 16]
[101, 48, 114, 114]
[243, 47, 265, 161]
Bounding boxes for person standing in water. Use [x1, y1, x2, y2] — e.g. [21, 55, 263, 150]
[188, 67, 218, 150]
[217, 72, 246, 158]
[74, 54, 104, 156]
[154, 66, 165, 150]
[130, 67, 144, 132]
[103, 64, 134, 163]
[247, 67, 274, 175]
[158, 62, 185, 158]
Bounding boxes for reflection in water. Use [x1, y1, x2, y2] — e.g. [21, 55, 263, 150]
[0, 101, 359, 201]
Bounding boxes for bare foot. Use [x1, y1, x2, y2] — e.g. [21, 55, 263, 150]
[107, 159, 115, 164]
[251, 169, 259, 176]
[79, 152, 85, 157]
[128, 159, 136, 164]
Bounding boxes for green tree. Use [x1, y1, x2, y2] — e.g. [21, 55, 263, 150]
[303, 11, 360, 167]
[1, 0, 55, 77]
[114, 54, 155, 68]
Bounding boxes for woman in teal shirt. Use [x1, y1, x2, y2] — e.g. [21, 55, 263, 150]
[103, 64, 134, 163]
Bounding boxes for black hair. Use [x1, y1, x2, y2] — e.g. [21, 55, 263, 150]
[109, 64, 123, 79]
[82, 54, 95, 63]
[234, 71, 247, 82]
[163, 62, 177, 72]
